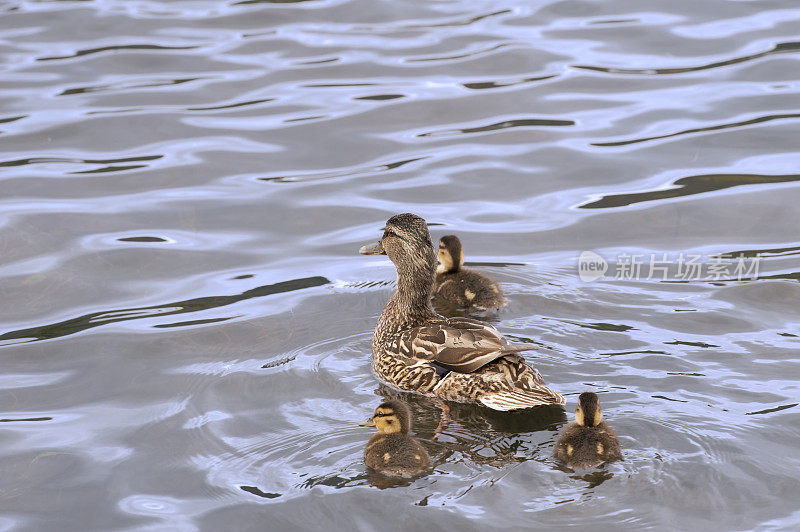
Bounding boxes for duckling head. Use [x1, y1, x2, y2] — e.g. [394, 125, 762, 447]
[575, 391, 603, 427]
[361, 399, 412, 434]
[359, 213, 437, 281]
[436, 235, 463, 274]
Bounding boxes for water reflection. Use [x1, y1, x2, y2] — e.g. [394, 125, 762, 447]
[0, 276, 329, 344]
[373, 387, 565, 468]
[574, 41, 800, 75]
[580, 173, 800, 209]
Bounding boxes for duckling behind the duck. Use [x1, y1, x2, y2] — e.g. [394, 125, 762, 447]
[553, 392, 622, 469]
[435, 235, 507, 310]
[362, 399, 430, 478]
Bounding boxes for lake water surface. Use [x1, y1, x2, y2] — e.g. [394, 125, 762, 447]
[1, 0, 800, 530]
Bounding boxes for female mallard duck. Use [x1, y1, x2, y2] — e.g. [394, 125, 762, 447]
[359, 213, 564, 411]
[361, 399, 430, 477]
[435, 234, 507, 310]
[553, 392, 622, 469]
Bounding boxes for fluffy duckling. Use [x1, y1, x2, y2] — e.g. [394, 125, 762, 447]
[553, 392, 622, 469]
[361, 400, 430, 478]
[435, 235, 507, 310]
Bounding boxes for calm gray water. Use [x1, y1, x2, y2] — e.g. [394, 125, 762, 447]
[1, 0, 800, 530]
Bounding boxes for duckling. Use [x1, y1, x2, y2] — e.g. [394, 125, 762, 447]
[359, 213, 564, 410]
[435, 235, 507, 310]
[553, 392, 622, 469]
[361, 399, 430, 478]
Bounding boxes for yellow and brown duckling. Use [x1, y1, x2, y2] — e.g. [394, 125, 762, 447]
[435, 235, 507, 310]
[553, 392, 622, 469]
[361, 400, 430, 478]
[359, 213, 564, 410]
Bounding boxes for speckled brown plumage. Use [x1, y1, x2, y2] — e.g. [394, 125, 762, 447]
[553, 392, 622, 469]
[359, 213, 564, 410]
[435, 235, 507, 310]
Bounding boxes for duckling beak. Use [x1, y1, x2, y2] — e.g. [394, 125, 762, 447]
[359, 241, 385, 255]
[359, 417, 377, 427]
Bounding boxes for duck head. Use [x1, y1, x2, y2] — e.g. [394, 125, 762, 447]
[359, 213, 437, 299]
[360, 399, 412, 434]
[436, 235, 463, 274]
[575, 391, 603, 427]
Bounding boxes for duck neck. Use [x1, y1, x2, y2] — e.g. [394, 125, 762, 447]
[394, 255, 436, 317]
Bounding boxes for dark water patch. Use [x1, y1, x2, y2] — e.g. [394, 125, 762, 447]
[239, 486, 281, 498]
[602, 350, 669, 357]
[592, 113, 800, 147]
[587, 18, 639, 25]
[0, 417, 53, 423]
[153, 317, 236, 329]
[666, 372, 706, 377]
[745, 403, 798, 416]
[717, 245, 800, 259]
[186, 98, 275, 111]
[652, 395, 689, 403]
[574, 41, 800, 75]
[85, 108, 143, 116]
[259, 156, 426, 183]
[0, 276, 329, 345]
[39, 44, 199, 62]
[303, 82, 377, 88]
[60, 77, 200, 96]
[232, 274, 254, 280]
[0, 115, 26, 125]
[665, 340, 719, 348]
[284, 115, 325, 123]
[401, 9, 511, 30]
[571, 470, 614, 488]
[563, 321, 635, 332]
[419, 118, 574, 138]
[117, 236, 169, 243]
[504, 335, 539, 346]
[298, 473, 368, 489]
[778, 332, 797, 337]
[0, 154, 162, 168]
[580, 173, 800, 209]
[295, 57, 339, 65]
[355, 94, 404, 101]
[463, 74, 557, 90]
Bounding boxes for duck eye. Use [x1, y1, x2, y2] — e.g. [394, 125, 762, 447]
[384, 230, 396, 238]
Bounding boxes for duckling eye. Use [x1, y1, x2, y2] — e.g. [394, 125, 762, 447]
[384, 230, 397, 238]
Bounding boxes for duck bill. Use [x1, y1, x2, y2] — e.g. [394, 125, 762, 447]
[359, 417, 377, 427]
[359, 241, 385, 255]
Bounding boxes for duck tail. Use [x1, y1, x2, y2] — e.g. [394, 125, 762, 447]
[479, 387, 565, 411]
[506, 343, 539, 352]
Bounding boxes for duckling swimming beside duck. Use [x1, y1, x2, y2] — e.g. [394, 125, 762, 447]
[361, 399, 430, 478]
[435, 235, 507, 311]
[553, 392, 622, 469]
[359, 213, 564, 411]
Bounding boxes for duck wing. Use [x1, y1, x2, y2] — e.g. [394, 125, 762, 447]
[397, 317, 536, 373]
